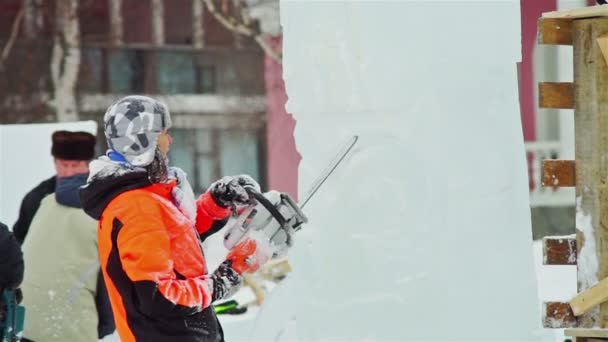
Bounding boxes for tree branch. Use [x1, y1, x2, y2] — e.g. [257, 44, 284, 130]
[203, 0, 282, 63]
[0, 6, 25, 70]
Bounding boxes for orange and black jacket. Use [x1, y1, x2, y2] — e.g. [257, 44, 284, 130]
[81, 167, 230, 342]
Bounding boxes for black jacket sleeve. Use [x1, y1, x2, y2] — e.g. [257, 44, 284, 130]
[12, 176, 56, 244]
[95, 271, 115, 339]
[199, 218, 229, 243]
[0, 222, 24, 290]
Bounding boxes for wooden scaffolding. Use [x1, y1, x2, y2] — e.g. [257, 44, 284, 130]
[539, 4, 608, 342]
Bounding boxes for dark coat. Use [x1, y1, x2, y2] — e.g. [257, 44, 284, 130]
[0, 222, 24, 292]
[12, 176, 56, 245]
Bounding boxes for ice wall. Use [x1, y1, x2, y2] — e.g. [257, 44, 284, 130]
[0, 121, 97, 228]
[250, 1, 542, 340]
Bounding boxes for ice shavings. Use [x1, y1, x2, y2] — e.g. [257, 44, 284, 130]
[576, 196, 599, 290]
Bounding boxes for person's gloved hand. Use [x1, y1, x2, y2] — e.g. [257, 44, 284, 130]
[208, 175, 261, 209]
[226, 238, 272, 274]
[210, 260, 242, 302]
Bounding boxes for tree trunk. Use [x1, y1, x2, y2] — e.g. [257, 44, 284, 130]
[51, 0, 80, 122]
[193, 0, 205, 49]
[151, 0, 164, 46]
[109, 0, 123, 46]
[23, 0, 42, 40]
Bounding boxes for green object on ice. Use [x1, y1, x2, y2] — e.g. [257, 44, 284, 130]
[214, 299, 239, 314]
[214, 299, 248, 315]
[1, 289, 25, 342]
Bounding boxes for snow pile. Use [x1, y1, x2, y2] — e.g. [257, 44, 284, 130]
[247, 1, 543, 341]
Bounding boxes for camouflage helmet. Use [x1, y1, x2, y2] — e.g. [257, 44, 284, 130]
[103, 95, 172, 166]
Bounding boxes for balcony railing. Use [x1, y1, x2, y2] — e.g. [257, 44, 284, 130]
[526, 141, 575, 207]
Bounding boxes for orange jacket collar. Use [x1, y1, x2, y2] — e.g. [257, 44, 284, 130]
[146, 179, 176, 199]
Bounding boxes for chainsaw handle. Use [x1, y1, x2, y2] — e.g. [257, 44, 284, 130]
[245, 187, 287, 228]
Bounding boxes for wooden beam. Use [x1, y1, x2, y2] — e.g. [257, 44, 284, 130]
[544, 236, 577, 265]
[573, 18, 608, 328]
[597, 34, 608, 68]
[242, 274, 265, 305]
[566, 328, 608, 338]
[573, 338, 608, 342]
[259, 259, 292, 281]
[544, 302, 577, 328]
[571, 278, 608, 317]
[543, 5, 608, 19]
[542, 160, 576, 187]
[539, 82, 574, 109]
[538, 18, 573, 45]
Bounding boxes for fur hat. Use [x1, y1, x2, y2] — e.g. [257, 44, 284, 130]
[103, 95, 172, 167]
[51, 131, 96, 161]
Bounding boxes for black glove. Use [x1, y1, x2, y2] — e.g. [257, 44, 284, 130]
[209, 175, 261, 209]
[210, 260, 242, 302]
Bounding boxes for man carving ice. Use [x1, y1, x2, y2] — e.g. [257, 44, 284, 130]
[81, 95, 271, 342]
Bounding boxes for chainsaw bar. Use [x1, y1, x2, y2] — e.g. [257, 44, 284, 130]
[300, 135, 359, 209]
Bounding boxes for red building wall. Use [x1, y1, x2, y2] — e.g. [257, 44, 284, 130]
[264, 36, 300, 199]
[519, 0, 557, 142]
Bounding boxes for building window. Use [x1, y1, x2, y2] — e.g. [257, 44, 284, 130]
[169, 127, 264, 194]
[158, 51, 197, 94]
[196, 65, 217, 94]
[79, 49, 233, 95]
[108, 49, 147, 93]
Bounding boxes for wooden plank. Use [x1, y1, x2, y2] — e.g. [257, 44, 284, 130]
[573, 18, 608, 328]
[573, 337, 608, 342]
[566, 328, 608, 338]
[544, 236, 577, 265]
[242, 274, 265, 305]
[539, 82, 575, 109]
[542, 159, 576, 187]
[543, 5, 608, 19]
[538, 18, 573, 45]
[597, 34, 608, 68]
[544, 302, 578, 328]
[259, 259, 292, 281]
[571, 278, 608, 317]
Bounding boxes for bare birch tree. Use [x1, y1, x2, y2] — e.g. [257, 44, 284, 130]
[203, 0, 282, 63]
[50, 0, 80, 122]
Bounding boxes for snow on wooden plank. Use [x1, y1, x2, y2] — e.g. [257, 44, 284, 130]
[539, 82, 574, 109]
[543, 5, 608, 20]
[544, 236, 577, 265]
[538, 18, 573, 45]
[544, 302, 577, 328]
[570, 277, 608, 317]
[542, 160, 576, 187]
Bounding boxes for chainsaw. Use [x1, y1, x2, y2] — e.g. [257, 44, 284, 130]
[223, 135, 359, 259]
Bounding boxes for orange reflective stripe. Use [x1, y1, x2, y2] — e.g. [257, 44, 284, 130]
[157, 276, 212, 308]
